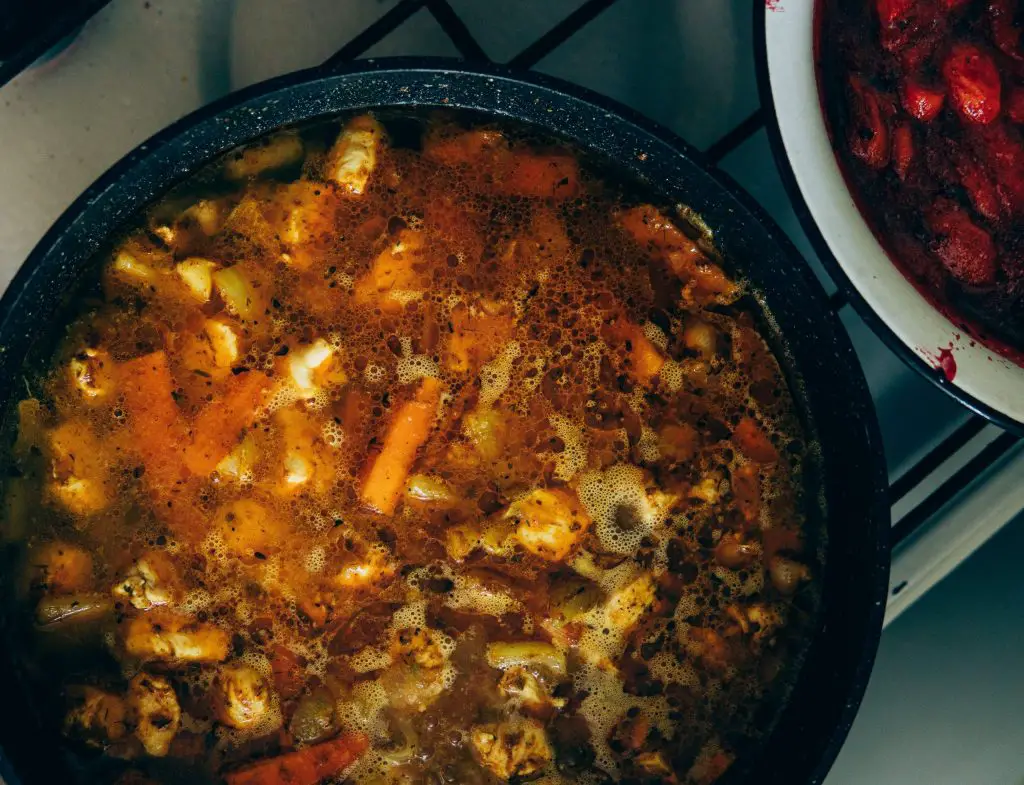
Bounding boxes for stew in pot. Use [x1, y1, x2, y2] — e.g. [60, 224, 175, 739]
[1, 112, 821, 785]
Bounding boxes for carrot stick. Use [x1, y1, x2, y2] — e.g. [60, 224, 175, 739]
[183, 371, 272, 476]
[118, 351, 188, 486]
[224, 732, 369, 785]
[618, 204, 691, 254]
[359, 377, 443, 515]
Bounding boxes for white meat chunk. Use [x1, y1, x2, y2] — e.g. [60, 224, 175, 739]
[331, 544, 396, 591]
[497, 666, 566, 712]
[378, 625, 450, 713]
[391, 626, 445, 670]
[212, 662, 274, 730]
[327, 115, 383, 195]
[45, 419, 111, 515]
[471, 717, 552, 780]
[68, 348, 115, 401]
[123, 610, 230, 664]
[128, 673, 181, 757]
[602, 571, 658, 631]
[505, 488, 592, 562]
[224, 132, 304, 180]
[287, 339, 347, 398]
[113, 551, 180, 611]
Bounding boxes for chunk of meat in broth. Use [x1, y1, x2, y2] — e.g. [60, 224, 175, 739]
[128, 672, 182, 757]
[504, 488, 593, 562]
[123, 610, 230, 664]
[379, 625, 452, 713]
[619, 204, 738, 303]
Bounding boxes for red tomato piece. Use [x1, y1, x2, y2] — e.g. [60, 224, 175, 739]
[943, 43, 1003, 124]
[969, 122, 1024, 214]
[892, 124, 915, 180]
[847, 76, 892, 168]
[926, 199, 999, 285]
[956, 154, 1002, 221]
[901, 78, 947, 121]
[876, 0, 917, 25]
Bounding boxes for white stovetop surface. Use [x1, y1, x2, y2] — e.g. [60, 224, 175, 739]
[1, 1, 1022, 782]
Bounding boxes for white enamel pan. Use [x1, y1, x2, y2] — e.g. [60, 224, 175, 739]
[757, 1, 1024, 433]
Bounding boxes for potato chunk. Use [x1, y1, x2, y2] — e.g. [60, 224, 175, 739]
[175, 257, 218, 302]
[128, 673, 181, 757]
[471, 717, 552, 780]
[225, 131, 304, 180]
[124, 610, 230, 664]
[212, 662, 275, 730]
[505, 488, 592, 562]
[327, 115, 383, 195]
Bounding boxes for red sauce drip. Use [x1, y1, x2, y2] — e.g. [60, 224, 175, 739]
[937, 347, 957, 382]
[920, 345, 958, 382]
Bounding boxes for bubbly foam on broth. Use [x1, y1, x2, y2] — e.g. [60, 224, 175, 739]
[1, 111, 822, 785]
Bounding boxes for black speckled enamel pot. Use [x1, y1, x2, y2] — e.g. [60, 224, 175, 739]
[0, 59, 889, 785]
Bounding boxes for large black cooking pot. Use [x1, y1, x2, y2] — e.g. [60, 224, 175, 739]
[0, 59, 889, 785]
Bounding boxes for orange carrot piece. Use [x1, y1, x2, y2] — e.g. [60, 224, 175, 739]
[619, 205, 737, 301]
[183, 371, 272, 476]
[117, 352, 188, 486]
[666, 249, 737, 299]
[224, 732, 369, 785]
[498, 152, 580, 199]
[359, 377, 443, 515]
[618, 204, 692, 253]
[733, 417, 779, 464]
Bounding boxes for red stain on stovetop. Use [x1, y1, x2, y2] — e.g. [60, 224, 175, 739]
[918, 344, 957, 382]
[766, 0, 784, 9]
